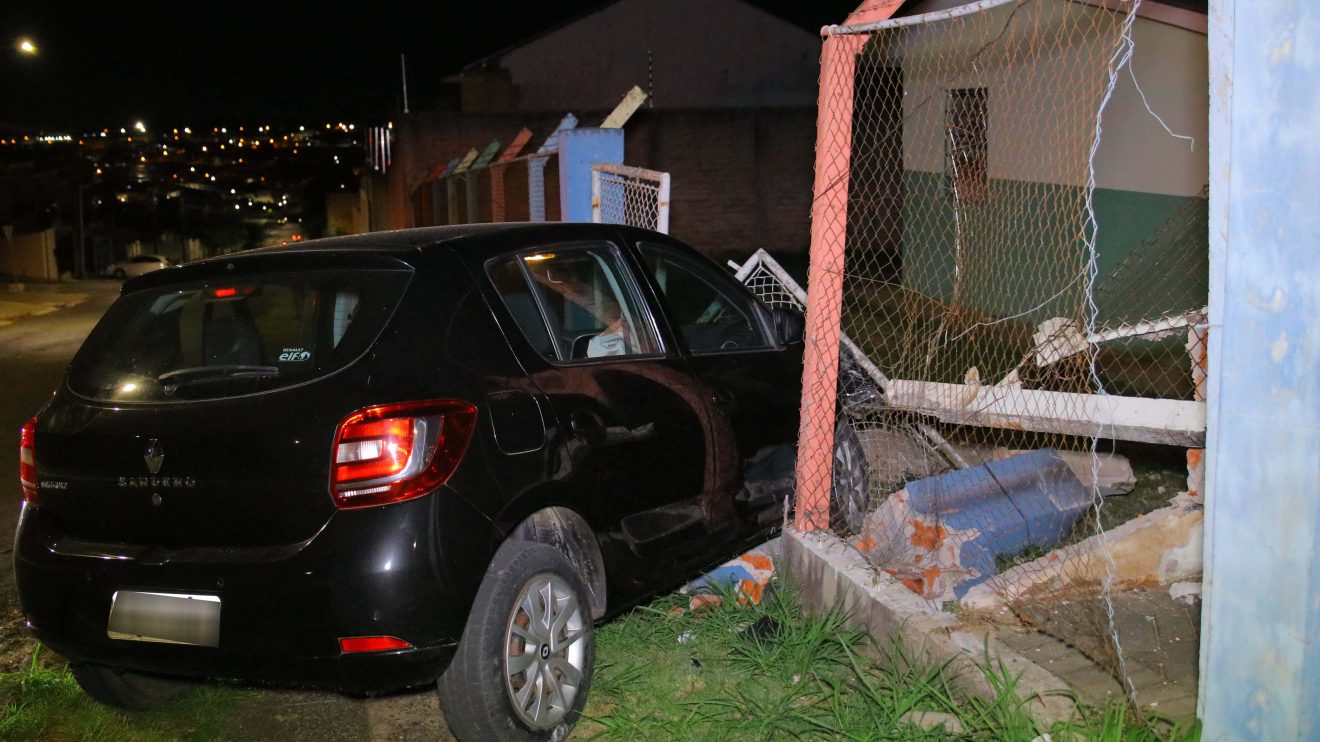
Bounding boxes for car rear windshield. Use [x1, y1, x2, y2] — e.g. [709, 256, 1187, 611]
[68, 269, 412, 403]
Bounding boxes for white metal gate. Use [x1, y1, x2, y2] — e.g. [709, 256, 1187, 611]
[590, 163, 671, 233]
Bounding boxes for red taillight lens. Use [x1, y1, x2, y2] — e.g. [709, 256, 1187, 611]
[330, 400, 477, 509]
[339, 636, 412, 653]
[19, 417, 38, 503]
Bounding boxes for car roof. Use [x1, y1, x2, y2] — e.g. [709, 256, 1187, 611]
[244, 222, 660, 259]
[121, 223, 706, 297]
[132, 223, 696, 293]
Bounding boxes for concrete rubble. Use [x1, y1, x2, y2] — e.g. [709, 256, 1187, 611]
[852, 449, 1091, 602]
[961, 495, 1203, 611]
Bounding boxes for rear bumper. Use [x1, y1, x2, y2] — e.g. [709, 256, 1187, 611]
[13, 490, 497, 693]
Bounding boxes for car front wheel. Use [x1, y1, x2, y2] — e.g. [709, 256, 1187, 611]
[438, 541, 594, 741]
[831, 418, 870, 534]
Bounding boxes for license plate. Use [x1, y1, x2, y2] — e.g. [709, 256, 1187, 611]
[107, 591, 221, 647]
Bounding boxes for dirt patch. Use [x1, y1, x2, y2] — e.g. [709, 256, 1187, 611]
[220, 689, 373, 741]
[0, 604, 40, 673]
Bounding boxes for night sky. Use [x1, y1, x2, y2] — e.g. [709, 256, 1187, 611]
[1, 1, 859, 132]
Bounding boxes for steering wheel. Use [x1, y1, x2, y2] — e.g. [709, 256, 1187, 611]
[714, 321, 752, 351]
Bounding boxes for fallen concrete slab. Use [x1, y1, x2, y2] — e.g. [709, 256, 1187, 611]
[854, 449, 1091, 602]
[885, 379, 1206, 447]
[959, 445, 1136, 496]
[961, 496, 1203, 612]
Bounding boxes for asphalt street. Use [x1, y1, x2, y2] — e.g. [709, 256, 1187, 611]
[0, 281, 120, 600]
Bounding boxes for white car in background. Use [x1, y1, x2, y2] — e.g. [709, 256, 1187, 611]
[104, 254, 175, 279]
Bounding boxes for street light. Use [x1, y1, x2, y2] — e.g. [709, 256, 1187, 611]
[16, 38, 37, 56]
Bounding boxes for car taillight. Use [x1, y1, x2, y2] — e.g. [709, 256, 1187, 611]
[19, 417, 38, 503]
[339, 636, 412, 653]
[330, 400, 477, 509]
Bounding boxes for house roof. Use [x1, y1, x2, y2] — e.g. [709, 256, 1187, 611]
[458, 0, 820, 73]
[883, 0, 1206, 33]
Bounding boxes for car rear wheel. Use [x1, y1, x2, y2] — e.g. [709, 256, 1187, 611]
[438, 541, 594, 741]
[112, 268, 126, 279]
[70, 663, 194, 711]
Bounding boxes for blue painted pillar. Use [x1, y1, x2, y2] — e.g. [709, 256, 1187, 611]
[1201, 1, 1320, 738]
[556, 128, 623, 223]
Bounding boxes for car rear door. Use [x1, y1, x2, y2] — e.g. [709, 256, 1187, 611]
[478, 240, 726, 597]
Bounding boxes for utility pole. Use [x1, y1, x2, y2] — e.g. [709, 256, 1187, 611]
[401, 54, 410, 114]
[76, 140, 86, 279]
[3, 224, 15, 285]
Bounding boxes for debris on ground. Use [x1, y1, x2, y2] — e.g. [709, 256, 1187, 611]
[1169, 581, 1202, 604]
[681, 538, 779, 609]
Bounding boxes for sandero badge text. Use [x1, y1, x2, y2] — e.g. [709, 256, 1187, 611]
[118, 439, 197, 489]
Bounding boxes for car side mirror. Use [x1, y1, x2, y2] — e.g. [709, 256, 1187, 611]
[771, 307, 805, 346]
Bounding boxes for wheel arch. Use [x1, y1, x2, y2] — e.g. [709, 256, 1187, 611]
[505, 506, 607, 620]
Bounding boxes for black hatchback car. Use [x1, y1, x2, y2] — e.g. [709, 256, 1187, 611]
[14, 223, 865, 740]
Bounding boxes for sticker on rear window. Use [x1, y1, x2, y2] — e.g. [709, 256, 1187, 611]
[279, 347, 312, 362]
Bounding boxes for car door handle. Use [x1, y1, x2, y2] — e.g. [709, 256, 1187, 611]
[570, 410, 607, 445]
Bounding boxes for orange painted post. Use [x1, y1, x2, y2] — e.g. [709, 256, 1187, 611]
[491, 129, 533, 223]
[795, 32, 867, 532]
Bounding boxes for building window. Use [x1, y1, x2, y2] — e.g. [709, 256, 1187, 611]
[945, 88, 988, 203]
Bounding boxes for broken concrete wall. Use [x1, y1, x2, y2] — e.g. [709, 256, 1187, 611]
[962, 494, 1203, 611]
[855, 449, 1091, 602]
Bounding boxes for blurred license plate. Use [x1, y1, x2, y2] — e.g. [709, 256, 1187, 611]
[107, 591, 220, 647]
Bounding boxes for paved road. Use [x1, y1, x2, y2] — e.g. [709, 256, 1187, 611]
[0, 281, 120, 598]
[0, 283, 449, 740]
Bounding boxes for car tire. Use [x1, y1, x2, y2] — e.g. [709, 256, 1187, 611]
[438, 541, 595, 742]
[112, 269, 126, 279]
[831, 418, 870, 534]
[70, 663, 194, 711]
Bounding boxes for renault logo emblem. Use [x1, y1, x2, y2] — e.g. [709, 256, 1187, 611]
[144, 439, 165, 475]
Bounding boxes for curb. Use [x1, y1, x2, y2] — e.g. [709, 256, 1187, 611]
[783, 528, 1079, 727]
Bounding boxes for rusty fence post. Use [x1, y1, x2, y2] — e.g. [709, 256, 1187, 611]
[795, 32, 865, 533]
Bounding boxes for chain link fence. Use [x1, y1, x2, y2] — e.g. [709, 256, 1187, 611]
[789, 0, 1208, 710]
[591, 164, 671, 234]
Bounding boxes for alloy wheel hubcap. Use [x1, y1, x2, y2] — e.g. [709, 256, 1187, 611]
[503, 573, 587, 729]
[834, 434, 867, 532]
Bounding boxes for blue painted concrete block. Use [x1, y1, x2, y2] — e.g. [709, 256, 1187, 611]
[906, 449, 1090, 598]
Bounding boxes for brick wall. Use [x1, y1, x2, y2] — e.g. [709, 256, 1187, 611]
[382, 107, 815, 258]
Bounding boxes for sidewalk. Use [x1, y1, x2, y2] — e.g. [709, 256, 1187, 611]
[0, 280, 117, 326]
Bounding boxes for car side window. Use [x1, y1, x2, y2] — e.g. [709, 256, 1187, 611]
[639, 242, 771, 354]
[487, 243, 661, 362]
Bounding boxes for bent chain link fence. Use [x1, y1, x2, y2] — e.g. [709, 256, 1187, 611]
[780, 0, 1208, 707]
[591, 164, 671, 234]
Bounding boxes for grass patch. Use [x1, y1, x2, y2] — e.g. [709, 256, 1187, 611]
[0, 644, 246, 742]
[996, 545, 1051, 573]
[583, 581, 1199, 741]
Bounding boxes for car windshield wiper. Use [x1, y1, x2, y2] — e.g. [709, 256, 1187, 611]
[157, 365, 281, 387]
